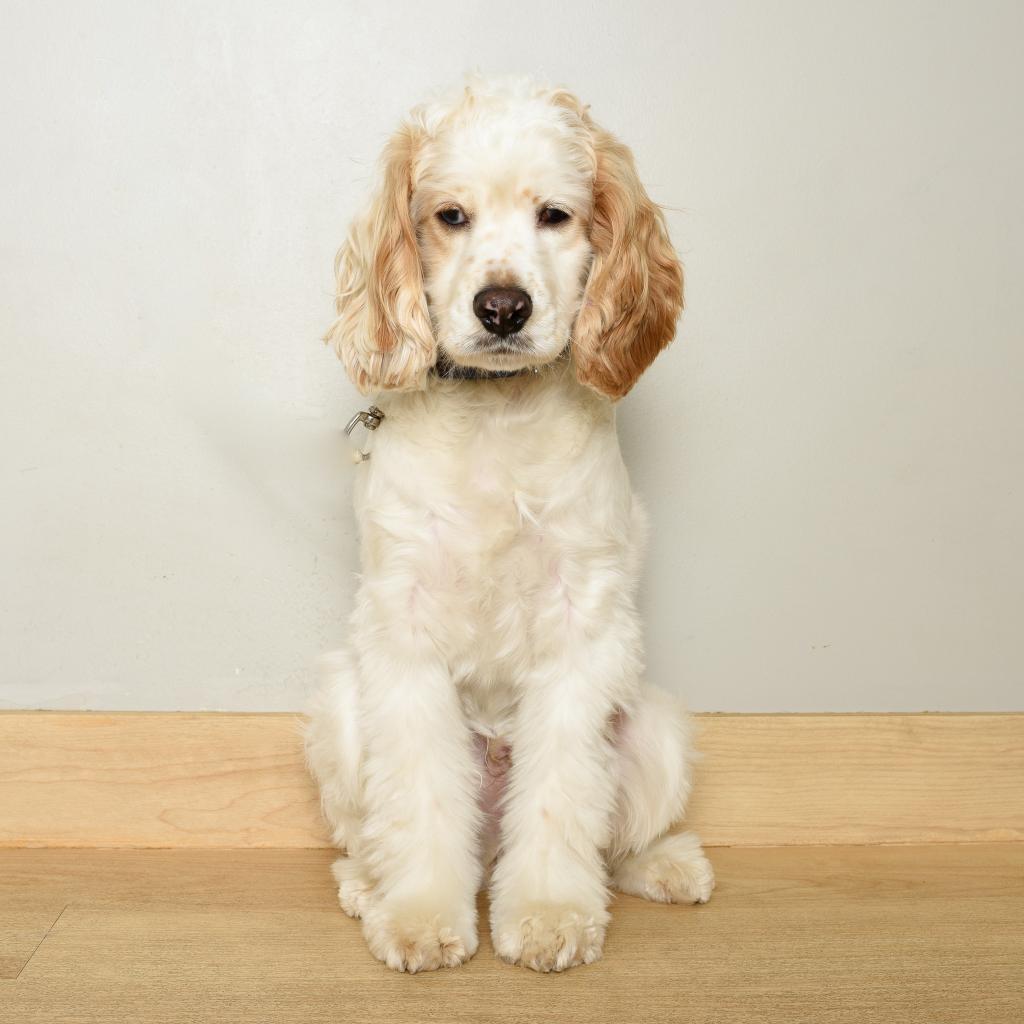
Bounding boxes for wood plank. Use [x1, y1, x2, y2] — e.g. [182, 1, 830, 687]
[1, 846, 1022, 1024]
[0, 712, 322, 849]
[0, 712, 1021, 849]
[0, 848, 339, 912]
[0, 904, 66, 980]
[690, 713, 1024, 846]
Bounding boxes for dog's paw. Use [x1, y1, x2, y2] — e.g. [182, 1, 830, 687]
[362, 904, 478, 973]
[330, 857, 374, 919]
[612, 831, 715, 905]
[491, 903, 606, 973]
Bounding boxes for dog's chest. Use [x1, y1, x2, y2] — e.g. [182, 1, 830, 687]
[353, 373, 628, 671]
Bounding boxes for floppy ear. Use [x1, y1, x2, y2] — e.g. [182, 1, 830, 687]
[572, 125, 684, 400]
[325, 123, 436, 394]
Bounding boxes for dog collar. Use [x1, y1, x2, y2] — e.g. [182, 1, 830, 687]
[432, 352, 539, 381]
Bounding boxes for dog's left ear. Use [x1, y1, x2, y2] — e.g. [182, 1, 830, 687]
[572, 126, 684, 400]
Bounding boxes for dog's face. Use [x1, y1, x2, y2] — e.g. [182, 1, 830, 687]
[329, 78, 683, 400]
[412, 104, 594, 374]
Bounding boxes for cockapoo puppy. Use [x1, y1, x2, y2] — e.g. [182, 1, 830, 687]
[306, 76, 713, 974]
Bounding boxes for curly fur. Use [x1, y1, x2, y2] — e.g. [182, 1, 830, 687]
[307, 76, 711, 975]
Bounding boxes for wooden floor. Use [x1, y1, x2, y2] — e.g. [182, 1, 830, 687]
[1, 845, 1021, 1023]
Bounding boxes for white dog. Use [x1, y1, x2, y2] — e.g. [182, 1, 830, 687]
[306, 76, 713, 974]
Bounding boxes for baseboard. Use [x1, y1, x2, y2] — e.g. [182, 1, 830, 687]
[0, 711, 1021, 849]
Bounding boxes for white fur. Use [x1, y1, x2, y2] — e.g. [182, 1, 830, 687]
[306, 78, 712, 975]
[415, 83, 595, 375]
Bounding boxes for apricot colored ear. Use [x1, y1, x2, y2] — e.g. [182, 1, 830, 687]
[326, 124, 436, 393]
[573, 127, 683, 399]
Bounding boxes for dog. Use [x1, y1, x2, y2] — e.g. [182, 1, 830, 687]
[305, 76, 713, 974]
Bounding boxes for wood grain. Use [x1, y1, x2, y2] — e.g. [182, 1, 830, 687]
[1, 845, 1021, 1023]
[690, 712, 1024, 846]
[0, 711, 1021, 849]
[0, 905, 65, 980]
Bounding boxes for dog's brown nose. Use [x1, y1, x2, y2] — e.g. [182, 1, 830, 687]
[473, 287, 532, 337]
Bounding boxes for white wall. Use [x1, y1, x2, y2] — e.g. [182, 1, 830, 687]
[2, 0, 1021, 712]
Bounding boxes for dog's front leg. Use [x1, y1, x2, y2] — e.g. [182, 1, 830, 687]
[490, 606, 638, 972]
[352, 603, 483, 973]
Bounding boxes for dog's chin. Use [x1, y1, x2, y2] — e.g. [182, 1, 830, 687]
[440, 332, 566, 374]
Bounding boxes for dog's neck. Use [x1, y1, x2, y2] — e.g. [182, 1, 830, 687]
[345, 356, 596, 464]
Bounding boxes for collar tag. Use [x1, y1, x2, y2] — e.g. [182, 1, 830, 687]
[344, 405, 385, 463]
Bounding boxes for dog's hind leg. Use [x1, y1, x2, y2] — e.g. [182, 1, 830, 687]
[606, 684, 715, 905]
[305, 649, 365, 849]
[305, 650, 375, 916]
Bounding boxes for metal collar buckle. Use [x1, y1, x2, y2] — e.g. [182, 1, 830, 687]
[344, 405, 385, 435]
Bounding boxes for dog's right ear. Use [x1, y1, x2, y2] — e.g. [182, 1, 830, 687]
[326, 124, 436, 394]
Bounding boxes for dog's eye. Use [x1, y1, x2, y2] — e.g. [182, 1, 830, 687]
[538, 206, 570, 226]
[437, 207, 468, 227]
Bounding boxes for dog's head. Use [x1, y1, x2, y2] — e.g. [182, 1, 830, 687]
[328, 78, 683, 400]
